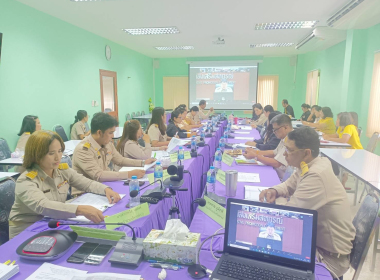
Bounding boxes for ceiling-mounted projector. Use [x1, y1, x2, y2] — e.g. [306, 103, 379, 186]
[213, 37, 225, 45]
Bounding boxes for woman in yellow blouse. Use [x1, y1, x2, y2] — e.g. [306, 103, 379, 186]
[323, 112, 363, 149]
[302, 107, 336, 134]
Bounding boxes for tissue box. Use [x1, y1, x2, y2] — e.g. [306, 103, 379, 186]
[143, 229, 200, 265]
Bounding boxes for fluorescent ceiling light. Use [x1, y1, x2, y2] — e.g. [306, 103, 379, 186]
[255, 21, 318, 30]
[250, 43, 294, 48]
[155, 46, 194, 51]
[123, 27, 180, 35]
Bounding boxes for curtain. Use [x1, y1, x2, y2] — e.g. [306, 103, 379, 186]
[305, 70, 319, 106]
[366, 52, 380, 137]
[257, 76, 279, 110]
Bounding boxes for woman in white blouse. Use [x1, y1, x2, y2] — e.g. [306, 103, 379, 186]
[117, 120, 167, 160]
[250, 103, 268, 128]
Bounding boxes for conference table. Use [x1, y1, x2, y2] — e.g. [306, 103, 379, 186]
[0, 120, 332, 280]
[0, 140, 80, 167]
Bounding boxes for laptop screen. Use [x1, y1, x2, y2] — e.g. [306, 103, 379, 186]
[226, 201, 315, 264]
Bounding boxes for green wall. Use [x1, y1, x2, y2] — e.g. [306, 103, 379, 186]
[154, 56, 296, 114]
[0, 0, 153, 150]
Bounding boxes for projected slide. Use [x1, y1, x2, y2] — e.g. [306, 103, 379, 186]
[189, 62, 259, 110]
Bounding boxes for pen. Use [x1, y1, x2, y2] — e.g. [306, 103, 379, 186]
[10, 261, 16, 266]
[3, 260, 10, 265]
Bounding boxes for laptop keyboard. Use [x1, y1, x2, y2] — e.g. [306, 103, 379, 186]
[217, 260, 308, 280]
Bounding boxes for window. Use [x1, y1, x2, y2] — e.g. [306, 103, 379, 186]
[257, 75, 279, 110]
[367, 52, 380, 137]
[305, 70, 319, 106]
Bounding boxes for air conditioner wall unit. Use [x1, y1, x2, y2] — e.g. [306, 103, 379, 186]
[295, 27, 347, 50]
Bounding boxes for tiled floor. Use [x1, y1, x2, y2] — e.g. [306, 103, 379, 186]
[342, 177, 379, 280]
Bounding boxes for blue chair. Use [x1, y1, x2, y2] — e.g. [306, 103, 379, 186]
[131, 112, 136, 118]
[125, 113, 131, 121]
[351, 193, 380, 279]
[61, 156, 72, 168]
[136, 111, 141, 117]
[85, 122, 90, 132]
[141, 111, 146, 116]
[53, 125, 69, 142]
[0, 177, 16, 244]
[0, 138, 12, 172]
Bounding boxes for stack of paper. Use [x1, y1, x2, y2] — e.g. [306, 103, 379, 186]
[233, 131, 250, 134]
[237, 172, 260, 183]
[235, 137, 253, 140]
[25, 263, 141, 280]
[166, 137, 190, 152]
[67, 193, 126, 222]
[0, 263, 19, 280]
[235, 155, 263, 165]
[244, 186, 269, 201]
[240, 126, 253, 131]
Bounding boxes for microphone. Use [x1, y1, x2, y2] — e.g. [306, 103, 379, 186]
[48, 220, 137, 241]
[164, 164, 186, 189]
[192, 198, 206, 207]
[129, 179, 163, 198]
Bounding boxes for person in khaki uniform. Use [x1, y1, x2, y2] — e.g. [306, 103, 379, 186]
[244, 114, 293, 180]
[14, 115, 42, 173]
[197, 99, 214, 121]
[186, 106, 201, 125]
[147, 107, 172, 147]
[9, 130, 121, 238]
[116, 120, 166, 162]
[72, 113, 155, 184]
[259, 127, 355, 279]
[71, 110, 91, 140]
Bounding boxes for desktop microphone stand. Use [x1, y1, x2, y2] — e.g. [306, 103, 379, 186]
[167, 188, 181, 220]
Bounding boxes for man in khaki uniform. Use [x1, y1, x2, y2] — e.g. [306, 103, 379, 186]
[244, 114, 292, 180]
[197, 100, 214, 121]
[259, 127, 355, 279]
[73, 112, 154, 182]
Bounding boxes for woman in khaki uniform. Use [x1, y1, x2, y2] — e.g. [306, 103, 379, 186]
[9, 130, 121, 238]
[117, 120, 167, 161]
[14, 115, 42, 173]
[147, 107, 172, 147]
[71, 110, 91, 140]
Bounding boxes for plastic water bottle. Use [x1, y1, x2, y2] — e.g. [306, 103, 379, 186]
[206, 166, 216, 193]
[224, 135, 229, 144]
[191, 136, 197, 151]
[129, 176, 140, 207]
[178, 146, 184, 160]
[219, 136, 225, 152]
[154, 162, 163, 187]
[200, 127, 205, 139]
[214, 148, 222, 169]
[223, 128, 228, 139]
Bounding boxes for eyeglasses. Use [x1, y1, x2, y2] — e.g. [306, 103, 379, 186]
[273, 126, 285, 134]
[284, 147, 305, 155]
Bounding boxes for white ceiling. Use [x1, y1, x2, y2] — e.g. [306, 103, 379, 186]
[16, 0, 380, 58]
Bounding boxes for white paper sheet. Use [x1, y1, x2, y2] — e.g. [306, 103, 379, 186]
[67, 193, 126, 222]
[152, 151, 169, 159]
[235, 137, 253, 140]
[26, 263, 87, 280]
[233, 131, 250, 134]
[240, 126, 253, 131]
[72, 273, 141, 280]
[232, 144, 255, 148]
[238, 172, 260, 183]
[166, 137, 189, 152]
[244, 185, 270, 201]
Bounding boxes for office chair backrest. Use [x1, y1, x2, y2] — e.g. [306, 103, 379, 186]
[0, 177, 15, 244]
[126, 113, 131, 121]
[141, 111, 146, 116]
[0, 138, 11, 172]
[350, 193, 379, 280]
[366, 132, 379, 153]
[136, 111, 141, 117]
[53, 125, 69, 142]
[131, 112, 136, 117]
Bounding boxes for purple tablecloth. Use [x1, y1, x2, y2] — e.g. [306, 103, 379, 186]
[0, 121, 332, 279]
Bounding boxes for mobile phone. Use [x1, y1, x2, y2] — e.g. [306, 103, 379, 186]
[123, 180, 145, 186]
[67, 242, 99, 264]
[84, 244, 113, 265]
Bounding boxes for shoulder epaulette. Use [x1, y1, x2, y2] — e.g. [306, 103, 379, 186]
[58, 163, 69, 170]
[83, 142, 91, 150]
[25, 132, 30, 135]
[154, 124, 158, 128]
[26, 170, 38, 180]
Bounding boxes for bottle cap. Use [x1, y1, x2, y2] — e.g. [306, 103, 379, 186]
[210, 166, 215, 169]
[179, 146, 183, 149]
[156, 162, 161, 165]
[131, 176, 137, 179]
[217, 148, 221, 151]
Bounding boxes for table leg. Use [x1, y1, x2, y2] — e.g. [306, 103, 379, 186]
[353, 178, 359, 206]
[371, 219, 379, 272]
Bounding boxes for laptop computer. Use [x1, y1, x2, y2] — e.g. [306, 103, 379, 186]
[210, 198, 318, 280]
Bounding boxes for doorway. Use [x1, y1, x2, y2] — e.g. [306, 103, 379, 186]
[100, 69, 118, 120]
